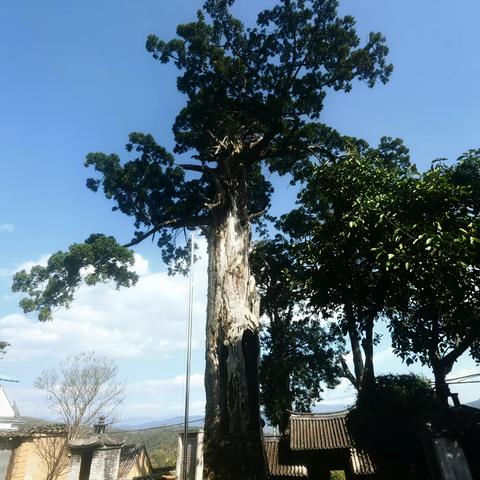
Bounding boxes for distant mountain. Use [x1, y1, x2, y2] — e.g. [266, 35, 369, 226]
[114, 415, 204, 431]
[312, 403, 352, 413]
[467, 399, 480, 409]
[21, 416, 53, 426]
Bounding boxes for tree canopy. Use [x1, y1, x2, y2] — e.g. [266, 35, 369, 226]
[268, 143, 480, 404]
[382, 155, 480, 404]
[13, 0, 393, 320]
[251, 238, 344, 432]
[271, 139, 413, 390]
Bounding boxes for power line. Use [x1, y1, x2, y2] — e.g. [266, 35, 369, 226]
[109, 417, 205, 435]
[445, 372, 480, 382]
[183, 230, 195, 480]
[446, 381, 480, 385]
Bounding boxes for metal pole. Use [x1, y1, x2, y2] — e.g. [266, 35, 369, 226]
[183, 231, 195, 480]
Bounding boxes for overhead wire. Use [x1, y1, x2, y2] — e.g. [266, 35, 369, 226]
[107, 417, 205, 435]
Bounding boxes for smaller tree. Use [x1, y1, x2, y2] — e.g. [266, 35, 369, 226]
[278, 140, 413, 391]
[381, 155, 480, 406]
[347, 374, 435, 479]
[252, 238, 344, 433]
[35, 351, 125, 438]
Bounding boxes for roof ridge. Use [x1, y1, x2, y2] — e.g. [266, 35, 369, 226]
[290, 409, 350, 418]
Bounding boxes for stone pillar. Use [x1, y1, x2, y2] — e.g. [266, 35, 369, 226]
[195, 430, 204, 480]
[175, 434, 183, 480]
[89, 447, 121, 480]
[68, 453, 82, 480]
[104, 447, 121, 480]
[176, 430, 204, 480]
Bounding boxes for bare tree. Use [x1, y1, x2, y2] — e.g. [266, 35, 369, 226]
[33, 433, 70, 480]
[35, 351, 125, 438]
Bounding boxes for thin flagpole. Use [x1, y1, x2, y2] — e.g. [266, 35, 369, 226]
[183, 230, 195, 480]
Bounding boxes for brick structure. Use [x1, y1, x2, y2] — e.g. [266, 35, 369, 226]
[176, 430, 204, 480]
[69, 433, 124, 480]
[0, 425, 68, 480]
[68, 420, 153, 480]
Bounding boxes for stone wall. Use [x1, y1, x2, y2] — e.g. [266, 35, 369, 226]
[9, 435, 69, 480]
[69, 447, 121, 480]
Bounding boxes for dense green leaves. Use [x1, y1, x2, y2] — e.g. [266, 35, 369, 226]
[276, 142, 413, 389]
[272, 142, 480, 400]
[12, 235, 137, 321]
[381, 158, 480, 392]
[14, 0, 393, 315]
[251, 239, 344, 431]
[146, 0, 392, 164]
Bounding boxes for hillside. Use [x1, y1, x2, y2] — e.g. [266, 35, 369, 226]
[124, 426, 200, 469]
[468, 399, 480, 409]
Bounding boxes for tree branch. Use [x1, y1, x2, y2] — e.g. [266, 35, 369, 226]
[441, 335, 473, 369]
[122, 216, 210, 248]
[340, 356, 358, 389]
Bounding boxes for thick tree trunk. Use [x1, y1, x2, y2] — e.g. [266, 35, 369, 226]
[203, 188, 266, 479]
[361, 318, 375, 392]
[431, 360, 451, 409]
[345, 305, 364, 389]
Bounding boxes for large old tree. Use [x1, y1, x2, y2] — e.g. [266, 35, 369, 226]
[13, 1, 392, 478]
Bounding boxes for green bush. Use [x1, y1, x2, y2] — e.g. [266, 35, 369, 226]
[347, 374, 436, 478]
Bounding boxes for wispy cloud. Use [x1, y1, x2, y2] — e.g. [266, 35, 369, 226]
[0, 245, 209, 418]
[0, 224, 13, 233]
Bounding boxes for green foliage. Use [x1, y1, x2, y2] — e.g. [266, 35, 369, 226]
[281, 143, 412, 319]
[277, 142, 414, 388]
[13, 0, 393, 319]
[277, 143, 480, 397]
[149, 447, 177, 469]
[379, 156, 480, 377]
[146, 0, 392, 160]
[124, 428, 184, 468]
[252, 238, 344, 431]
[347, 374, 435, 477]
[12, 235, 137, 321]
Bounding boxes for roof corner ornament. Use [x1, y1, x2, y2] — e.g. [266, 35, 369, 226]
[94, 416, 107, 435]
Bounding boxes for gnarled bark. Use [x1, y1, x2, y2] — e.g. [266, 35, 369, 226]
[203, 174, 266, 479]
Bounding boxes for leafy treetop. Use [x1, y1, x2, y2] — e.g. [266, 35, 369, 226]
[13, 0, 393, 322]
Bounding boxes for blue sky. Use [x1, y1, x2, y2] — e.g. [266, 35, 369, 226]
[0, 0, 479, 419]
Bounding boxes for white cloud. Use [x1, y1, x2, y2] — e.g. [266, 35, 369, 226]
[0, 251, 207, 362]
[15, 254, 50, 273]
[120, 373, 206, 418]
[0, 224, 13, 233]
[133, 253, 150, 276]
[132, 374, 204, 390]
[0, 242, 209, 418]
[318, 377, 356, 407]
[373, 347, 394, 366]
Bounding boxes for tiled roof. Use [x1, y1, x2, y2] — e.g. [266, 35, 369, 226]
[350, 448, 376, 476]
[69, 434, 124, 449]
[118, 443, 150, 479]
[265, 437, 308, 478]
[289, 411, 376, 475]
[0, 423, 67, 439]
[290, 411, 351, 450]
